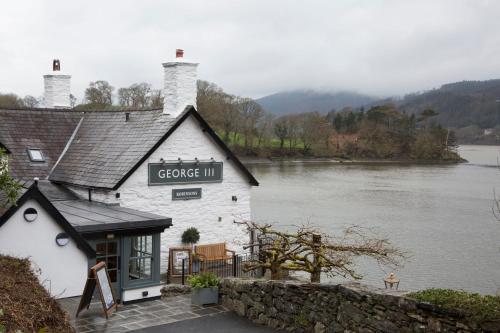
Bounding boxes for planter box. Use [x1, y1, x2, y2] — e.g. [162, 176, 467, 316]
[191, 287, 219, 305]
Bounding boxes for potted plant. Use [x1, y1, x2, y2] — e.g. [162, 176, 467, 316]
[181, 227, 200, 247]
[182, 227, 201, 272]
[188, 273, 220, 305]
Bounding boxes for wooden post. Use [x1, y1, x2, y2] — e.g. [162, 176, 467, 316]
[232, 255, 238, 277]
[258, 238, 265, 277]
[181, 259, 185, 285]
[311, 234, 322, 283]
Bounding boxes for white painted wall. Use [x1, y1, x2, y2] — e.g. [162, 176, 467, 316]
[43, 74, 71, 108]
[118, 115, 252, 271]
[122, 284, 163, 303]
[163, 60, 198, 117]
[0, 199, 88, 298]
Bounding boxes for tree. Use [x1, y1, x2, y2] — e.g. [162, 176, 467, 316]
[274, 118, 289, 149]
[237, 97, 263, 152]
[84, 80, 114, 107]
[150, 89, 163, 108]
[241, 221, 404, 282]
[0, 148, 21, 207]
[256, 113, 275, 148]
[22, 95, 39, 108]
[0, 93, 24, 108]
[69, 94, 77, 108]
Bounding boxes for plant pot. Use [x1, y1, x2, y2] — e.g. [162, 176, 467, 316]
[192, 260, 201, 274]
[191, 287, 219, 305]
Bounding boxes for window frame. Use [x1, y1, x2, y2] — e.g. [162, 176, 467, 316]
[122, 233, 161, 289]
[27, 148, 45, 162]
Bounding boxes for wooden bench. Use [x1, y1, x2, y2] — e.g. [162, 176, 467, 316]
[194, 242, 235, 262]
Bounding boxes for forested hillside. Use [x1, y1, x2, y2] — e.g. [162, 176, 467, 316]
[397, 80, 500, 129]
[256, 90, 376, 116]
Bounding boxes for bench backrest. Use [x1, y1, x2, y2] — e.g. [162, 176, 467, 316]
[195, 243, 227, 259]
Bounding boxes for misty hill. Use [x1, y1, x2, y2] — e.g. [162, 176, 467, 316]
[257, 90, 377, 116]
[395, 80, 500, 129]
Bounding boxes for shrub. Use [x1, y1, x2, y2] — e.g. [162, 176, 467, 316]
[188, 273, 219, 289]
[181, 227, 200, 244]
[408, 289, 500, 322]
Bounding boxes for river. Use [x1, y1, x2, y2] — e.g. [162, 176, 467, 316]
[249, 145, 500, 295]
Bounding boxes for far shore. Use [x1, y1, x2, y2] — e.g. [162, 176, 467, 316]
[240, 156, 467, 165]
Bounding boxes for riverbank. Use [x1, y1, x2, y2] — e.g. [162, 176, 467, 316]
[241, 156, 467, 165]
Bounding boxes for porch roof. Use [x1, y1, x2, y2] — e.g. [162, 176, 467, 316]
[51, 199, 172, 234]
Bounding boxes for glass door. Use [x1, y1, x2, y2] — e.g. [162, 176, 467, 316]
[94, 239, 121, 300]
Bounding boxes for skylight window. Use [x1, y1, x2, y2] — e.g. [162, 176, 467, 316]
[27, 148, 45, 162]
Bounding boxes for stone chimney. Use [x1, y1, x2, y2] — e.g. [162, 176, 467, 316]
[43, 59, 71, 108]
[162, 49, 199, 117]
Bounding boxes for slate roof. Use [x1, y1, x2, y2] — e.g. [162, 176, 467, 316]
[0, 180, 171, 239]
[49, 106, 259, 189]
[0, 108, 81, 180]
[53, 200, 172, 234]
[1, 106, 258, 190]
[49, 108, 177, 189]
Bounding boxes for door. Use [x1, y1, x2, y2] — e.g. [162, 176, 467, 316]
[92, 239, 121, 301]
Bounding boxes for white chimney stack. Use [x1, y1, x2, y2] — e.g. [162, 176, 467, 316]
[43, 59, 71, 109]
[162, 49, 199, 117]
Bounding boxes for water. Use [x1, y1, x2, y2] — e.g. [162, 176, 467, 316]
[249, 145, 500, 295]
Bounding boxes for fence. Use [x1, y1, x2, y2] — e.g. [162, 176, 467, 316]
[176, 252, 262, 285]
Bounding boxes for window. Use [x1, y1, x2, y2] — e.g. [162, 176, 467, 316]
[27, 148, 45, 162]
[128, 235, 153, 281]
[95, 240, 119, 283]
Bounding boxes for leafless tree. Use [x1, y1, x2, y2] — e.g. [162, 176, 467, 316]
[85, 80, 114, 106]
[237, 97, 263, 151]
[241, 221, 404, 282]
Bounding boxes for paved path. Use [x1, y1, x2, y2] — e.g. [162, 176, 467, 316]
[58, 294, 227, 332]
[130, 312, 279, 333]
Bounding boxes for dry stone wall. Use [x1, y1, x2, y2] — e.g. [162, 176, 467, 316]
[219, 278, 499, 333]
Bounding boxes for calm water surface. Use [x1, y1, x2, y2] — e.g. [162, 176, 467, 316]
[249, 145, 500, 295]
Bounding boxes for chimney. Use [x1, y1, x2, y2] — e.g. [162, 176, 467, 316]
[43, 59, 71, 108]
[162, 49, 199, 117]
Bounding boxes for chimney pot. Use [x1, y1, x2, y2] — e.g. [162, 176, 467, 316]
[44, 59, 71, 108]
[53, 59, 60, 71]
[176, 49, 184, 58]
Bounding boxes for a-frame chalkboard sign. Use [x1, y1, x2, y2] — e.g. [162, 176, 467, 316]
[76, 262, 118, 319]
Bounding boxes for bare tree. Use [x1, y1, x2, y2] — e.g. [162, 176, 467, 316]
[150, 89, 164, 108]
[237, 98, 263, 151]
[242, 221, 404, 282]
[22, 95, 39, 108]
[256, 113, 275, 148]
[85, 80, 114, 106]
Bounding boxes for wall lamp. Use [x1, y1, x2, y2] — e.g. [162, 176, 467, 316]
[232, 195, 238, 202]
[194, 157, 200, 166]
[177, 157, 183, 166]
[210, 157, 215, 164]
[160, 158, 165, 165]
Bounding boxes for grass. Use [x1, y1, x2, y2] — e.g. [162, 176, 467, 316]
[408, 289, 500, 322]
[217, 131, 306, 150]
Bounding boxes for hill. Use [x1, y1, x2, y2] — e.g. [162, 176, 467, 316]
[256, 90, 377, 116]
[392, 80, 500, 129]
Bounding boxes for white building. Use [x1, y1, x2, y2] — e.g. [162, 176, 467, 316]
[0, 51, 258, 303]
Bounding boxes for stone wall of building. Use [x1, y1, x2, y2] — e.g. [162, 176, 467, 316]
[220, 278, 497, 333]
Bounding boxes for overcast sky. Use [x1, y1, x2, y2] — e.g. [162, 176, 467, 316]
[1, 0, 500, 102]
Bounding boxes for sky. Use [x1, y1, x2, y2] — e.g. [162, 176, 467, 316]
[1, 0, 500, 102]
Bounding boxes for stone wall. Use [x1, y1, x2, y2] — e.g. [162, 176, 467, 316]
[220, 278, 498, 333]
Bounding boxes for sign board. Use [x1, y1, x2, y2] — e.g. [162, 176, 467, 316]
[172, 188, 202, 200]
[168, 247, 192, 277]
[148, 162, 223, 185]
[76, 262, 117, 319]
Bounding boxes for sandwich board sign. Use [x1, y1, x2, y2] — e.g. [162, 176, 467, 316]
[76, 262, 118, 319]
